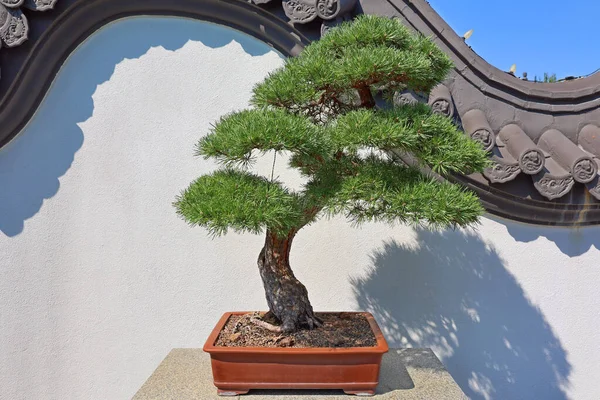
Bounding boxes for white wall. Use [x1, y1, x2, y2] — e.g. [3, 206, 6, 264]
[0, 17, 599, 400]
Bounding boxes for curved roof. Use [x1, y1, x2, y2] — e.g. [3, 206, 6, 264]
[0, 0, 599, 225]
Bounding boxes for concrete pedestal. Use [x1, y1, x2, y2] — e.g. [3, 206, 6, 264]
[133, 348, 467, 399]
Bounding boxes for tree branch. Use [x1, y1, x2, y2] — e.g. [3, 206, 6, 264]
[355, 84, 376, 109]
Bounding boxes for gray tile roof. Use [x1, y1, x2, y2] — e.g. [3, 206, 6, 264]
[1, 0, 599, 224]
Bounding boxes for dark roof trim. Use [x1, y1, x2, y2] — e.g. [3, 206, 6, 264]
[0, 0, 308, 149]
[383, 0, 600, 113]
[450, 174, 600, 226]
[1, 0, 599, 226]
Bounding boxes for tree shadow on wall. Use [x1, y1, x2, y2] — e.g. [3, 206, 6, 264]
[352, 229, 570, 400]
[0, 18, 274, 237]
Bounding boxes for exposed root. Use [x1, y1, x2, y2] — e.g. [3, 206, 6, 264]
[216, 313, 378, 348]
[250, 318, 283, 333]
[304, 313, 324, 330]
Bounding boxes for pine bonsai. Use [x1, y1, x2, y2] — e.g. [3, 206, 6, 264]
[175, 15, 489, 333]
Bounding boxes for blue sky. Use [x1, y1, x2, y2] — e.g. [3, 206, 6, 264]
[427, 0, 600, 80]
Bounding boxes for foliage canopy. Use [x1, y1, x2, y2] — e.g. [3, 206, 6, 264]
[175, 15, 489, 237]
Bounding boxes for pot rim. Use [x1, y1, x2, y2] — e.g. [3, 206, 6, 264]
[203, 311, 389, 355]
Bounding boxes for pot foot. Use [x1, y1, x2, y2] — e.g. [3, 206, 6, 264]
[343, 389, 376, 396]
[217, 388, 249, 396]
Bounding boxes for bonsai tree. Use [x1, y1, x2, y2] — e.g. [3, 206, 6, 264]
[175, 15, 489, 333]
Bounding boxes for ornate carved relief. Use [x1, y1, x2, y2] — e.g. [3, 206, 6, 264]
[573, 158, 597, 183]
[531, 157, 575, 200]
[0, 5, 28, 47]
[283, 0, 318, 23]
[428, 84, 455, 117]
[24, 0, 58, 11]
[471, 129, 495, 152]
[393, 90, 422, 106]
[317, 0, 356, 20]
[0, 1, 24, 7]
[484, 160, 521, 184]
[461, 109, 496, 152]
[498, 124, 545, 175]
[317, 0, 338, 19]
[520, 150, 545, 175]
[533, 175, 575, 200]
[0, 0, 56, 49]
[431, 99, 450, 115]
[282, 0, 356, 26]
[537, 129, 597, 184]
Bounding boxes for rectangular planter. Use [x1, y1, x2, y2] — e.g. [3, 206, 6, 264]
[203, 311, 389, 396]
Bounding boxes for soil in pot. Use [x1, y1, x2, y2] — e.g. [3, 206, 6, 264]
[215, 312, 377, 348]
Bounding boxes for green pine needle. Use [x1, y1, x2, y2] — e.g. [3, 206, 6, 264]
[174, 169, 304, 237]
[251, 15, 453, 111]
[176, 15, 489, 237]
[198, 108, 330, 167]
[322, 158, 484, 228]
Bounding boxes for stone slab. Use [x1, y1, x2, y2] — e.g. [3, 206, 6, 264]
[133, 348, 467, 399]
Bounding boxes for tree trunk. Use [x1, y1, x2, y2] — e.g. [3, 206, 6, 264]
[257, 230, 321, 333]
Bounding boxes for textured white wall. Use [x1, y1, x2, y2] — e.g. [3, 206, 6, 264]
[1, 17, 599, 400]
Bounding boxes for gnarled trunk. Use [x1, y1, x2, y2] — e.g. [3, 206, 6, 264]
[257, 230, 321, 332]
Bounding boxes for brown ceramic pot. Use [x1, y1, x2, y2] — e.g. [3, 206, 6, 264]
[203, 311, 389, 396]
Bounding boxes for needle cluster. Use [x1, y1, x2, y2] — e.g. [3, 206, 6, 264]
[175, 15, 489, 237]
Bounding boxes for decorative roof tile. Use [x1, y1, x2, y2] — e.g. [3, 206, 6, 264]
[0, 0, 56, 48]
[0, 0, 599, 224]
[428, 84, 455, 118]
[579, 124, 600, 157]
[498, 124, 545, 175]
[281, 0, 357, 31]
[461, 109, 495, 152]
[533, 158, 575, 200]
[484, 147, 520, 184]
[538, 129, 597, 184]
